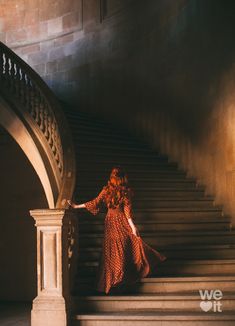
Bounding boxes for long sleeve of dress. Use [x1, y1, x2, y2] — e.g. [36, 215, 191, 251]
[123, 195, 134, 220]
[84, 187, 106, 215]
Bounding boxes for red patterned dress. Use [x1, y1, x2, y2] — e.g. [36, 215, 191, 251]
[84, 186, 167, 294]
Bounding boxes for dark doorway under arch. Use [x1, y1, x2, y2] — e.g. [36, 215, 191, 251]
[0, 126, 48, 301]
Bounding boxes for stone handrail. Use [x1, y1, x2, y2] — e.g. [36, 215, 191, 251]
[0, 41, 75, 208]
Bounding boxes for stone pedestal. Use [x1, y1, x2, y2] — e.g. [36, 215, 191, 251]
[30, 209, 71, 326]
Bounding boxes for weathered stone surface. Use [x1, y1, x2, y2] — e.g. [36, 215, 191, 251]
[57, 55, 73, 72]
[28, 51, 48, 65]
[6, 29, 27, 44]
[48, 17, 63, 36]
[46, 61, 58, 74]
[54, 34, 74, 47]
[34, 63, 46, 75]
[63, 12, 81, 31]
[49, 46, 65, 61]
[21, 44, 41, 55]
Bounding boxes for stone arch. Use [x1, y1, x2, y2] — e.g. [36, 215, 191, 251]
[0, 96, 54, 208]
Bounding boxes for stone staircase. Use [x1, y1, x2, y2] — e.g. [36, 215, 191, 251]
[64, 109, 235, 325]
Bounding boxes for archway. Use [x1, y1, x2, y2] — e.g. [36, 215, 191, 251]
[0, 125, 48, 300]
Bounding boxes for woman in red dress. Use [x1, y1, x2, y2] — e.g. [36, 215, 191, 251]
[68, 166, 167, 294]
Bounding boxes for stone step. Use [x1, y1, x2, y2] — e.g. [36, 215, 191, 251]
[73, 149, 166, 159]
[70, 131, 153, 146]
[68, 117, 130, 130]
[72, 311, 235, 326]
[78, 158, 175, 168]
[72, 136, 153, 149]
[78, 175, 193, 182]
[76, 143, 156, 153]
[77, 168, 186, 175]
[78, 230, 235, 247]
[66, 114, 127, 129]
[77, 168, 194, 178]
[76, 259, 235, 277]
[77, 198, 215, 209]
[75, 154, 163, 162]
[77, 175, 198, 183]
[78, 220, 231, 232]
[77, 244, 235, 262]
[77, 187, 206, 198]
[73, 275, 235, 295]
[79, 194, 211, 201]
[77, 177, 197, 185]
[71, 133, 147, 147]
[73, 292, 235, 313]
[78, 188, 207, 195]
[69, 123, 138, 138]
[80, 207, 223, 213]
[77, 210, 224, 220]
[76, 184, 201, 193]
[131, 200, 215, 208]
[75, 161, 177, 168]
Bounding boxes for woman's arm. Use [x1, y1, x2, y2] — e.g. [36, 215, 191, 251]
[128, 217, 138, 236]
[67, 200, 85, 209]
[67, 186, 106, 215]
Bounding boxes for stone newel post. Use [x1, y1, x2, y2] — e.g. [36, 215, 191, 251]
[30, 209, 71, 326]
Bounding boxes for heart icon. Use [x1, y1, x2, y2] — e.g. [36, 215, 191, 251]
[200, 301, 213, 312]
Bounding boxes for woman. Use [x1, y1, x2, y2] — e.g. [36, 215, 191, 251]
[68, 166, 167, 294]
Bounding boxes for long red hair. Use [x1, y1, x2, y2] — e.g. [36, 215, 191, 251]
[104, 166, 133, 208]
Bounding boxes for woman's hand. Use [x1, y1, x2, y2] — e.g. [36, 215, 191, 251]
[128, 218, 139, 237]
[67, 200, 86, 209]
[67, 200, 77, 208]
[132, 226, 140, 237]
[131, 226, 138, 236]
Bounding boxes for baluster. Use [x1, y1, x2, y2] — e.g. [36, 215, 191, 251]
[51, 118, 56, 153]
[24, 73, 31, 110]
[29, 83, 36, 118]
[13, 62, 20, 95]
[47, 115, 53, 146]
[19, 70, 27, 104]
[0, 50, 4, 82]
[4, 56, 11, 88]
[43, 105, 49, 139]
[14, 63, 20, 97]
[27, 78, 34, 116]
[39, 101, 44, 132]
[34, 90, 40, 124]
[9, 59, 16, 93]
[18, 67, 24, 101]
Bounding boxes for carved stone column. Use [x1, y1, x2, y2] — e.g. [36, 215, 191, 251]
[30, 209, 72, 326]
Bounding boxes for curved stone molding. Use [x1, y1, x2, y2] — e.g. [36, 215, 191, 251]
[0, 97, 55, 208]
[0, 41, 76, 208]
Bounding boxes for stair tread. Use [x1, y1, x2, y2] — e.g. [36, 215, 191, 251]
[78, 219, 231, 225]
[78, 207, 223, 213]
[79, 244, 235, 251]
[79, 230, 235, 237]
[73, 311, 235, 320]
[78, 259, 235, 267]
[76, 275, 235, 282]
[75, 293, 235, 300]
